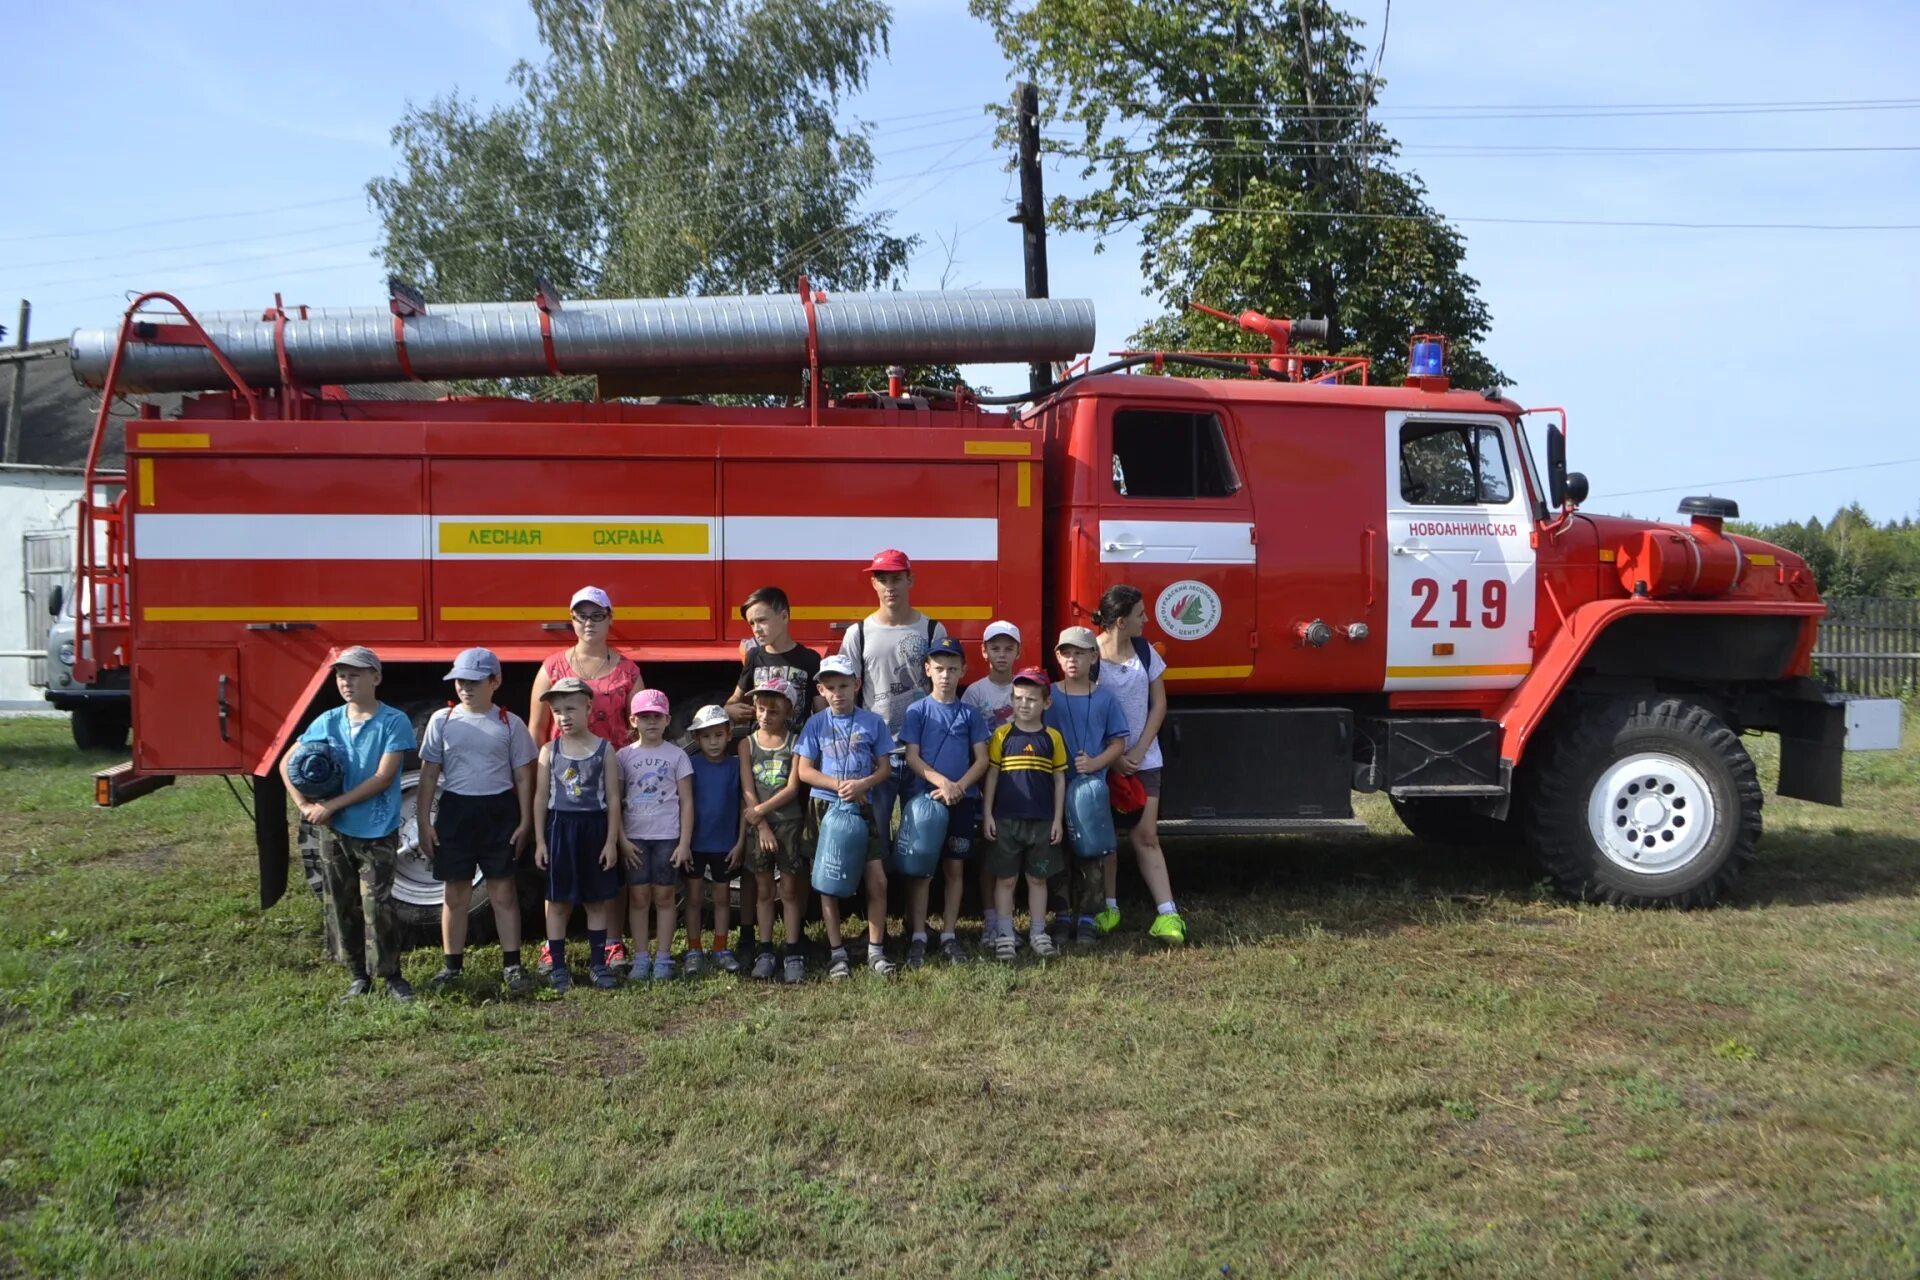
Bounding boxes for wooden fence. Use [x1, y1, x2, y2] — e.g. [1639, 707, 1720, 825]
[1813, 597, 1920, 697]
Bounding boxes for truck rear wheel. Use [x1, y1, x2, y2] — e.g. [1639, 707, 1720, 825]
[1522, 695, 1761, 907]
[71, 704, 130, 751]
[297, 770, 496, 952]
[1389, 796, 1522, 849]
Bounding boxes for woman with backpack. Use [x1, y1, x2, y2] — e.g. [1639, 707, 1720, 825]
[1092, 584, 1185, 945]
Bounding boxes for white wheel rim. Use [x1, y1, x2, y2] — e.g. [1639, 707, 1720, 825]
[392, 772, 482, 909]
[1586, 752, 1716, 875]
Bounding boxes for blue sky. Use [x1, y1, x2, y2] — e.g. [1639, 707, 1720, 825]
[3, 0, 1915, 524]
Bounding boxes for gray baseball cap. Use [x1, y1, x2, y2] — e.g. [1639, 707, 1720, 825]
[444, 647, 501, 681]
[332, 645, 382, 672]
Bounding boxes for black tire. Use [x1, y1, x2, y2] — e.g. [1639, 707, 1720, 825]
[296, 770, 497, 952]
[70, 704, 130, 751]
[1521, 695, 1761, 907]
[1389, 795, 1523, 849]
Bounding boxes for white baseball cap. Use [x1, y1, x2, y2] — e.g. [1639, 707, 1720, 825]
[817, 654, 860, 679]
[570, 585, 612, 612]
[983, 620, 1021, 645]
[688, 704, 731, 731]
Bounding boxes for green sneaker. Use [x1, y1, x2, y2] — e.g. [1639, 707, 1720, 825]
[1148, 912, 1187, 945]
[1094, 907, 1121, 936]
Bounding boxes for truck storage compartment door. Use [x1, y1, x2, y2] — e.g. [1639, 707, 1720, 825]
[1383, 412, 1536, 691]
[1160, 706, 1354, 820]
[1098, 405, 1256, 685]
[134, 646, 243, 771]
[430, 459, 721, 644]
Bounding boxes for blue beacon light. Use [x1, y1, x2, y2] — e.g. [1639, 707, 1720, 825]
[1409, 338, 1446, 377]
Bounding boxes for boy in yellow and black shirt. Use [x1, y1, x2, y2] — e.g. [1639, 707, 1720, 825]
[980, 668, 1069, 963]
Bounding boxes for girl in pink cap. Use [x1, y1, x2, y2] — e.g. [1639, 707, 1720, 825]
[528, 585, 646, 967]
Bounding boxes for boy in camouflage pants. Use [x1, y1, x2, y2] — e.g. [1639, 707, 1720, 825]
[281, 646, 419, 1001]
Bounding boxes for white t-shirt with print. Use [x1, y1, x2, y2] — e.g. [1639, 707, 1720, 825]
[1098, 646, 1168, 771]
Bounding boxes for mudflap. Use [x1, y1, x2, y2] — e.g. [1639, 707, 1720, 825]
[255, 773, 291, 908]
[1777, 693, 1845, 807]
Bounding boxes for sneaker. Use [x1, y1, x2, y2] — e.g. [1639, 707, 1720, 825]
[588, 962, 619, 990]
[427, 965, 461, 990]
[714, 948, 741, 974]
[939, 936, 967, 965]
[993, 935, 1017, 963]
[868, 947, 898, 978]
[905, 938, 928, 970]
[1149, 911, 1188, 945]
[538, 940, 558, 973]
[1030, 931, 1058, 959]
[604, 940, 630, 968]
[1095, 907, 1121, 936]
[783, 954, 807, 985]
[627, 957, 651, 983]
[341, 975, 373, 1001]
[548, 965, 573, 993]
[651, 956, 676, 982]
[751, 950, 777, 981]
[683, 949, 707, 977]
[827, 951, 852, 982]
[503, 965, 535, 995]
[385, 976, 416, 1002]
[1049, 917, 1071, 951]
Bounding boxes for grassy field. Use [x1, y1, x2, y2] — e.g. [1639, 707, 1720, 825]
[1, 712, 1917, 1277]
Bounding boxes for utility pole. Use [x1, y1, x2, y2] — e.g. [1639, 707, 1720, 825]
[2, 299, 26, 464]
[1009, 82, 1051, 397]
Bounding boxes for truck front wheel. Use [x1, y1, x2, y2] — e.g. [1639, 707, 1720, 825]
[1522, 696, 1761, 907]
[71, 704, 130, 751]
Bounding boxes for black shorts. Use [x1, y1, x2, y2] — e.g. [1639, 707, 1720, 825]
[432, 790, 520, 882]
[688, 851, 737, 883]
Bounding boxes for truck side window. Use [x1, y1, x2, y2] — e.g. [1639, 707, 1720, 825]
[1110, 410, 1241, 499]
[1399, 423, 1513, 505]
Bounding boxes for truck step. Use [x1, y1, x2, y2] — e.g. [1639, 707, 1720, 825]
[1158, 816, 1369, 837]
[94, 762, 175, 807]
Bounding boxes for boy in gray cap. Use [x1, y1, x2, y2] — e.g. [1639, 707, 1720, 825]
[417, 647, 539, 994]
[280, 646, 418, 1001]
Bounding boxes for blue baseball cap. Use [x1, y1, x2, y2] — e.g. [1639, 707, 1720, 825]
[444, 647, 501, 681]
[925, 637, 964, 661]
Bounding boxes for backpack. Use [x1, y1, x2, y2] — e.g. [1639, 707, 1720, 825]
[1092, 635, 1155, 684]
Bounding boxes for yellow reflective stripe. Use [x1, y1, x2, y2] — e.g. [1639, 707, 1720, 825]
[789, 605, 995, 621]
[143, 606, 418, 622]
[1748, 554, 1776, 566]
[437, 521, 710, 555]
[1386, 663, 1532, 678]
[1163, 664, 1254, 680]
[136, 459, 154, 507]
[1017, 461, 1032, 508]
[964, 439, 1032, 456]
[439, 606, 710, 622]
[135, 432, 210, 449]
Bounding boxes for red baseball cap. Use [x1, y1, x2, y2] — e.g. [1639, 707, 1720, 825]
[1011, 667, 1051, 688]
[865, 548, 912, 574]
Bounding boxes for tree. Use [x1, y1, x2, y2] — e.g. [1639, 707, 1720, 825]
[969, 0, 1506, 388]
[368, 0, 913, 397]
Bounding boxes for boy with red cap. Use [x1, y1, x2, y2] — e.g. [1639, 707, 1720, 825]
[839, 549, 949, 875]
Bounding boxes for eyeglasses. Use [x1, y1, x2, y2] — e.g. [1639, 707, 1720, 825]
[573, 610, 612, 624]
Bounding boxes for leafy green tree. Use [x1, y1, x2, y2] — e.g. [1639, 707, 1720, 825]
[970, 0, 1505, 388]
[368, 0, 914, 397]
[1733, 506, 1920, 599]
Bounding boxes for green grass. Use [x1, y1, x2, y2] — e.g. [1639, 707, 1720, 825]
[2, 711, 1918, 1276]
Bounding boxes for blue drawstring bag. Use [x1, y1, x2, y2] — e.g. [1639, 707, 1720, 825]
[810, 801, 868, 896]
[286, 740, 345, 799]
[1065, 772, 1117, 859]
[894, 791, 949, 878]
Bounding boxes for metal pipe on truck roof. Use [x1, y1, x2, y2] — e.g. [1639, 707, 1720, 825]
[67, 288, 1092, 393]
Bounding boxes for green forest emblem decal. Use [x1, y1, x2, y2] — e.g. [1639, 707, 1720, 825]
[1154, 579, 1223, 642]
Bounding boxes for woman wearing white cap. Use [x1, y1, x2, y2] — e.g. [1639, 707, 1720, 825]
[528, 585, 646, 967]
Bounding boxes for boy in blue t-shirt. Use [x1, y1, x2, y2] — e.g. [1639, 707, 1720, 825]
[683, 705, 747, 975]
[795, 654, 896, 980]
[898, 637, 989, 967]
[1044, 627, 1130, 945]
[280, 646, 419, 1002]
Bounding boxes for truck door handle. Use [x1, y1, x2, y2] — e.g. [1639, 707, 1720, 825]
[218, 673, 231, 742]
[1393, 543, 1426, 556]
[1103, 539, 1142, 553]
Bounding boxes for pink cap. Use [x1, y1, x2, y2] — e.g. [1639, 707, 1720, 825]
[865, 548, 911, 574]
[629, 688, 670, 716]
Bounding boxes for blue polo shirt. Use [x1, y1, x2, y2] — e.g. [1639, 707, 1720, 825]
[795, 707, 894, 802]
[297, 702, 415, 839]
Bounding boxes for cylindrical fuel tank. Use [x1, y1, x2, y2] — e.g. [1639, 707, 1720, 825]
[1614, 521, 1744, 598]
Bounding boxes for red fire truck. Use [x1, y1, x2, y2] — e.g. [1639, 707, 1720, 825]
[66, 283, 1899, 930]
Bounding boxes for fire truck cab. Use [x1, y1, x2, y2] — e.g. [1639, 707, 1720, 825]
[66, 287, 1901, 924]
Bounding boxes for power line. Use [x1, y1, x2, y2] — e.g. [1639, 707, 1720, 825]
[1045, 134, 1920, 157]
[0, 194, 368, 247]
[1162, 202, 1920, 232]
[1602, 457, 1920, 500]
